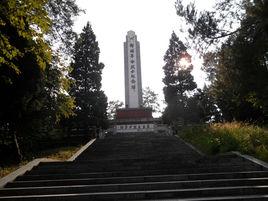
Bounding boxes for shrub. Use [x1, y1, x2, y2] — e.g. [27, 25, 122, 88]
[180, 122, 268, 161]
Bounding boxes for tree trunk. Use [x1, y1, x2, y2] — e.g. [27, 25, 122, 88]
[13, 131, 23, 162]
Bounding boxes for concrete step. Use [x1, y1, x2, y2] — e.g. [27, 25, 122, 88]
[36, 154, 246, 168]
[33, 160, 253, 171]
[19, 165, 264, 181]
[9, 171, 268, 187]
[0, 185, 268, 200]
[3, 133, 267, 200]
[141, 194, 268, 200]
[24, 163, 262, 175]
[75, 153, 198, 159]
[36, 157, 199, 168]
[2, 177, 268, 196]
[74, 136, 201, 162]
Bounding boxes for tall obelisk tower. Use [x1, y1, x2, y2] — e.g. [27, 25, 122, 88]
[124, 31, 142, 108]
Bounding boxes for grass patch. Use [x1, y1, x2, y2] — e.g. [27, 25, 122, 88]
[0, 161, 29, 179]
[33, 146, 82, 161]
[180, 122, 268, 162]
[0, 145, 82, 178]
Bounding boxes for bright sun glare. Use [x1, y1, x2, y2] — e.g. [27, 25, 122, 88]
[178, 57, 191, 69]
[179, 57, 191, 68]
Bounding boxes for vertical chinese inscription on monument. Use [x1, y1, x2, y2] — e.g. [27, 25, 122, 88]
[129, 40, 136, 91]
[124, 30, 142, 108]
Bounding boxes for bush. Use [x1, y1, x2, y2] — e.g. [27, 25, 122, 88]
[180, 122, 268, 161]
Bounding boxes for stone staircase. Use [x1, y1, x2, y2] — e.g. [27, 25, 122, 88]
[1, 133, 268, 200]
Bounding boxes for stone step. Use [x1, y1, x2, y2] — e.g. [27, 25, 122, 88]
[34, 159, 250, 170]
[9, 171, 268, 187]
[141, 194, 268, 200]
[0, 185, 268, 200]
[37, 154, 245, 167]
[28, 164, 259, 177]
[3, 133, 267, 200]
[25, 163, 261, 175]
[75, 149, 198, 155]
[21, 164, 264, 178]
[75, 155, 199, 161]
[38, 157, 201, 167]
[35, 159, 250, 169]
[2, 177, 268, 196]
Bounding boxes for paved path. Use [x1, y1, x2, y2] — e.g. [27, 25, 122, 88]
[1, 133, 268, 200]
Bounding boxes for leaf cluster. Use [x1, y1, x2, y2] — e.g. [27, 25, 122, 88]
[176, 0, 268, 124]
[0, 0, 81, 161]
[142, 87, 160, 113]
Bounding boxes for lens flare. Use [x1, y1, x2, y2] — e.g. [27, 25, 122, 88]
[179, 57, 191, 68]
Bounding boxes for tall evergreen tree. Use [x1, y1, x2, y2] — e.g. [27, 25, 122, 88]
[70, 22, 108, 131]
[162, 32, 197, 125]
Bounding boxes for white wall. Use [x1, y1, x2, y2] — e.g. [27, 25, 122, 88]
[116, 123, 155, 133]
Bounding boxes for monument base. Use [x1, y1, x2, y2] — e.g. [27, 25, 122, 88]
[113, 108, 159, 133]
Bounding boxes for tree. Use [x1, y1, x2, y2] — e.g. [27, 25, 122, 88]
[207, 32, 268, 122]
[107, 100, 124, 120]
[162, 32, 197, 124]
[70, 22, 108, 131]
[0, 0, 79, 161]
[0, 0, 52, 160]
[0, 0, 51, 76]
[176, 0, 268, 123]
[175, 0, 268, 53]
[0, 0, 81, 75]
[142, 87, 160, 113]
[45, 0, 82, 55]
[186, 87, 222, 123]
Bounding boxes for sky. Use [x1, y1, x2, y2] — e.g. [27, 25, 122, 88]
[73, 0, 212, 112]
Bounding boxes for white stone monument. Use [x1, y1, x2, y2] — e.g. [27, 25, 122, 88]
[113, 31, 160, 134]
[124, 30, 142, 108]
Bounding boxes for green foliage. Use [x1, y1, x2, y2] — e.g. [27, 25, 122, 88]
[0, 0, 52, 161]
[162, 32, 197, 125]
[180, 122, 268, 161]
[0, 0, 51, 75]
[176, 0, 268, 52]
[0, 0, 80, 161]
[70, 22, 108, 130]
[142, 87, 160, 113]
[190, 87, 222, 123]
[176, 0, 268, 123]
[107, 100, 124, 120]
[45, 0, 82, 54]
[205, 28, 268, 122]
